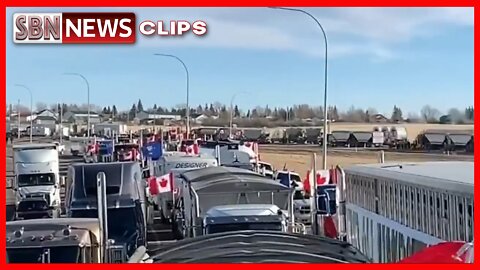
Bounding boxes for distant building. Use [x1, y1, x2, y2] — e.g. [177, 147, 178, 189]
[136, 111, 182, 123]
[370, 114, 389, 123]
[26, 109, 57, 122]
[191, 113, 213, 124]
[10, 112, 30, 123]
[33, 116, 57, 125]
[63, 111, 102, 124]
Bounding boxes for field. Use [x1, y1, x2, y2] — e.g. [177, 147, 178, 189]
[258, 145, 474, 177]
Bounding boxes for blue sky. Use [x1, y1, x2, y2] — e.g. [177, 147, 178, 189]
[6, 7, 474, 116]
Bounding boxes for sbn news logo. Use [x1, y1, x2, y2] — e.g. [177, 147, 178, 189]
[13, 13, 208, 44]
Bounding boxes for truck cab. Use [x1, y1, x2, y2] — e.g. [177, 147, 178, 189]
[6, 218, 101, 263]
[12, 143, 61, 219]
[173, 166, 303, 239]
[53, 142, 65, 156]
[292, 184, 312, 225]
[257, 161, 274, 178]
[65, 162, 147, 262]
[275, 170, 302, 184]
[155, 153, 218, 222]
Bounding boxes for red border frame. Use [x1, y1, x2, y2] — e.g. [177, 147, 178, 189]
[1, 1, 477, 269]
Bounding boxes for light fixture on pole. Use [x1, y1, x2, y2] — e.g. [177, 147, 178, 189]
[63, 73, 91, 138]
[14, 84, 33, 143]
[153, 53, 190, 138]
[268, 7, 329, 170]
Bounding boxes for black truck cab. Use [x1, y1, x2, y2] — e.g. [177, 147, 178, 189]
[65, 162, 147, 262]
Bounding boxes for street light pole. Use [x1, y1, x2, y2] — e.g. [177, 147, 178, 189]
[17, 99, 21, 140]
[14, 84, 33, 143]
[64, 73, 90, 138]
[153, 54, 190, 138]
[269, 7, 329, 170]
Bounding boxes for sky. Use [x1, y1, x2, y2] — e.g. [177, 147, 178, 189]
[6, 7, 474, 116]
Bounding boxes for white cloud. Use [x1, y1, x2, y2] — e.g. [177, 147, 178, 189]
[130, 7, 472, 61]
[6, 7, 473, 61]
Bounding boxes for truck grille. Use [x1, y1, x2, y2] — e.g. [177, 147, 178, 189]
[108, 245, 127, 263]
[18, 200, 49, 211]
[26, 193, 50, 204]
[299, 205, 311, 214]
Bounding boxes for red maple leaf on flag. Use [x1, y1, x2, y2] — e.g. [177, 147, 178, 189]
[159, 178, 168, 188]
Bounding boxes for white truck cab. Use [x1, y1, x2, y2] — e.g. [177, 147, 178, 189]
[258, 161, 274, 178]
[156, 153, 218, 222]
[275, 170, 302, 184]
[292, 182, 313, 225]
[53, 141, 65, 156]
[12, 143, 61, 219]
[203, 204, 288, 235]
[274, 170, 311, 225]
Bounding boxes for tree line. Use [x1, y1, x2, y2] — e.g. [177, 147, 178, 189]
[8, 99, 474, 125]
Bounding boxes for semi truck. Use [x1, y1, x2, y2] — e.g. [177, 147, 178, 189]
[171, 166, 302, 239]
[12, 143, 61, 219]
[154, 153, 218, 222]
[7, 170, 150, 263]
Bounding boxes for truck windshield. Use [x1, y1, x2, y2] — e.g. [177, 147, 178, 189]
[259, 163, 272, 171]
[18, 173, 55, 187]
[276, 173, 301, 183]
[206, 222, 283, 234]
[7, 246, 81, 263]
[294, 190, 306, 200]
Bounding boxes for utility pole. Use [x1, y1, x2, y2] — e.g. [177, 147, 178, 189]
[17, 99, 21, 139]
[59, 103, 63, 144]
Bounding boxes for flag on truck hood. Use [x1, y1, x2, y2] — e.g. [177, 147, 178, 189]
[142, 141, 163, 161]
[98, 140, 114, 155]
[149, 172, 174, 196]
[185, 143, 199, 155]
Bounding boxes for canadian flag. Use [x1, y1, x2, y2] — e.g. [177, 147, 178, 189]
[149, 172, 174, 196]
[304, 169, 330, 191]
[185, 143, 199, 155]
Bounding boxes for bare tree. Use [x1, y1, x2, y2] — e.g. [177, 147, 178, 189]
[407, 112, 422, 123]
[342, 106, 366, 122]
[420, 105, 441, 123]
[35, 102, 48, 111]
[213, 102, 223, 112]
[15, 104, 31, 114]
[447, 108, 465, 124]
[49, 104, 59, 111]
[175, 103, 187, 110]
[366, 107, 378, 115]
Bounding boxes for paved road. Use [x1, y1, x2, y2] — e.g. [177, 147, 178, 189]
[5, 136, 176, 246]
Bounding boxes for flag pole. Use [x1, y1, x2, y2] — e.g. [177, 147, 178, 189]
[170, 172, 175, 218]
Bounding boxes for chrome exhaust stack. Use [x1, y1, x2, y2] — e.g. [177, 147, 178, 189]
[97, 172, 109, 263]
